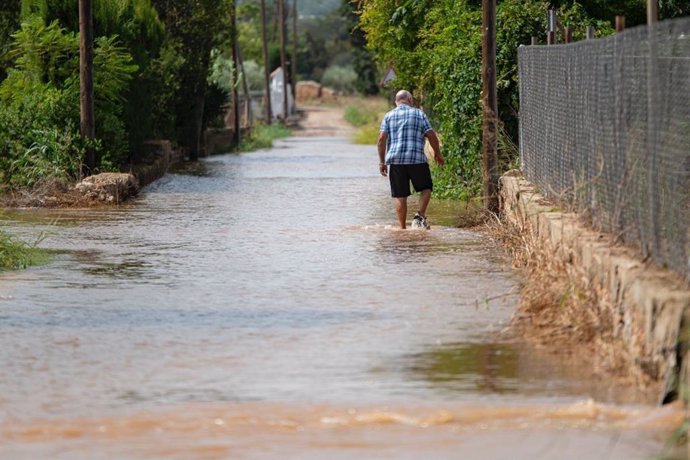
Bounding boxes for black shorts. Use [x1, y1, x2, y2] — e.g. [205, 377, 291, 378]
[388, 163, 433, 198]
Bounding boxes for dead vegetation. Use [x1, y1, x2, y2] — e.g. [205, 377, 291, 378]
[487, 211, 654, 390]
[2, 173, 139, 208]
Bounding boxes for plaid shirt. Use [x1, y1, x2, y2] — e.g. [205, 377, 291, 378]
[380, 104, 433, 165]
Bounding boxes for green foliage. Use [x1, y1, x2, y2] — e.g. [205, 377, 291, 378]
[0, 231, 48, 270]
[344, 98, 388, 124]
[238, 123, 292, 152]
[359, 0, 617, 199]
[353, 124, 380, 144]
[20, 0, 174, 158]
[340, 0, 380, 95]
[343, 96, 390, 143]
[151, 0, 232, 159]
[0, 2, 21, 82]
[322, 65, 358, 93]
[0, 16, 137, 188]
[344, 105, 376, 127]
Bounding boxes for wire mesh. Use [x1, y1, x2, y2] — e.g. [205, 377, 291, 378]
[518, 17, 690, 281]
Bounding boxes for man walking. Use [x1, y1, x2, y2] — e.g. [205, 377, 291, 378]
[378, 90, 444, 229]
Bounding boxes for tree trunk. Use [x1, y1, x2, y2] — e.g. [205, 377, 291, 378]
[291, 0, 297, 103]
[79, 0, 96, 176]
[260, 0, 272, 124]
[481, 0, 499, 213]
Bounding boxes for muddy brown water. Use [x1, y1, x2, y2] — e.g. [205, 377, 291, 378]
[0, 137, 684, 459]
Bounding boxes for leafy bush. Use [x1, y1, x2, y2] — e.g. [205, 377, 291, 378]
[0, 230, 48, 270]
[343, 97, 390, 144]
[238, 123, 292, 152]
[0, 17, 136, 189]
[19, 0, 171, 154]
[321, 65, 358, 94]
[359, 0, 613, 199]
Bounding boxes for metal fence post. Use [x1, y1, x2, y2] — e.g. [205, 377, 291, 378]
[646, 0, 660, 258]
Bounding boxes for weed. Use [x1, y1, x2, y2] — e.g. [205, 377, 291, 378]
[238, 123, 292, 152]
[0, 231, 50, 270]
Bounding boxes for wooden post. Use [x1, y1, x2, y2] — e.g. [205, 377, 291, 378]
[586, 26, 595, 39]
[238, 47, 252, 129]
[531, 36, 537, 46]
[481, 0, 498, 214]
[564, 27, 572, 43]
[231, 1, 240, 146]
[260, 0, 272, 124]
[615, 15, 626, 32]
[291, 0, 297, 106]
[648, 0, 658, 24]
[278, 0, 288, 120]
[79, 0, 95, 176]
[547, 31, 555, 45]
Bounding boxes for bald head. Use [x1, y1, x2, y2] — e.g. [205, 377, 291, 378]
[395, 90, 413, 106]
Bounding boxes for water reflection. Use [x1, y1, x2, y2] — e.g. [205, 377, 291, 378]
[0, 136, 675, 459]
[408, 342, 521, 394]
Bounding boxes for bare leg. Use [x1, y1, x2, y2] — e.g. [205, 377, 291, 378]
[417, 189, 432, 216]
[394, 197, 407, 229]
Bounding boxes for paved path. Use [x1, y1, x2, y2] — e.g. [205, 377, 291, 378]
[292, 104, 357, 137]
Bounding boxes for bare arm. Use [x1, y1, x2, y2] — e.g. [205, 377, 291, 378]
[377, 131, 388, 176]
[425, 130, 444, 166]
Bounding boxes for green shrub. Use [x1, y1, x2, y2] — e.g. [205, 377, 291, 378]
[359, 0, 613, 199]
[353, 125, 380, 145]
[321, 65, 358, 94]
[0, 231, 49, 270]
[238, 123, 292, 152]
[0, 16, 137, 188]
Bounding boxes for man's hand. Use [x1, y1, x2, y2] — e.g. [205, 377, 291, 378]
[379, 163, 388, 176]
[434, 153, 445, 167]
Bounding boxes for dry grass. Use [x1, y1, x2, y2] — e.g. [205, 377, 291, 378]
[487, 212, 651, 386]
[2, 174, 138, 208]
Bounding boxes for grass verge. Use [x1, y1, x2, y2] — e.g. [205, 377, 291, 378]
[343, 97, 390, 145]
[238, 123, 292, 152]
[0, 231, 49, 270]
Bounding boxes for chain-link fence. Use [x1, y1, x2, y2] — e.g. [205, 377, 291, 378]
[518, 17, 690, 281]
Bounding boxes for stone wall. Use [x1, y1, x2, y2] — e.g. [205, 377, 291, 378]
[131, 140, 180, 188]
[500, 174, 690, 404]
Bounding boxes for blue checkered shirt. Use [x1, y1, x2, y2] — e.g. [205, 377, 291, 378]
[380, 104, 433, 165]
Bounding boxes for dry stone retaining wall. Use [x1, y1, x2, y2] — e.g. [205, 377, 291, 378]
[500, 174, 690, 404]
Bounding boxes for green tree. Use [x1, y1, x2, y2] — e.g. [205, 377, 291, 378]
[359, 0, 614, 198]
[19, 0, 176, 161]
[0, 2, 21, 82]
[151, 0, 232, 160]
[0, 17, 137, 187]
[340, 0, 379, 95]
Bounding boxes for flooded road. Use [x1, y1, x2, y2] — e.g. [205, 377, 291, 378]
[0, 137, 684, 459]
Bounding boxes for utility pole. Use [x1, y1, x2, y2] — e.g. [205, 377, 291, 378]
[278, 0, 288, 120]
[291, 0, 297, 106]
[481, 0, 499, 213]
[231, 0, 240, 146]
[260, 0, 272, 124]
[79, 0, 95, 176]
